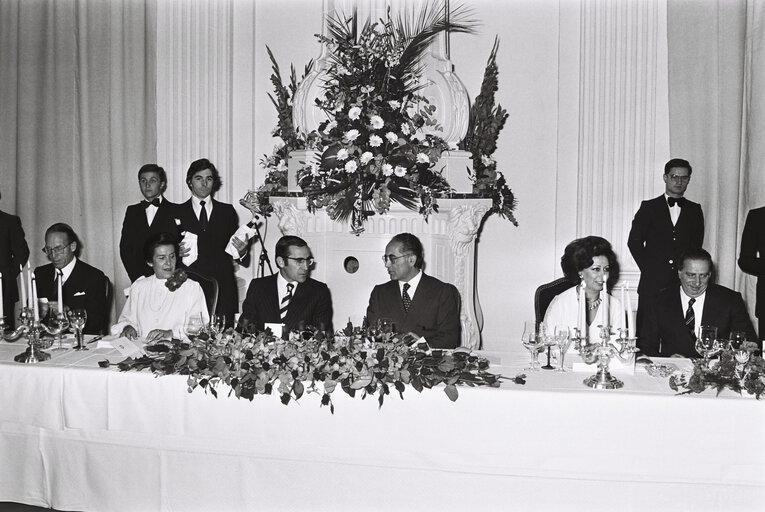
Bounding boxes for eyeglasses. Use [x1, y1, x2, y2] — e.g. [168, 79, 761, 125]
[382, 253, 411, 264]
[285, 256, 315, 267]
[668, 174, 690, 183]
[42, 244, 70, 256]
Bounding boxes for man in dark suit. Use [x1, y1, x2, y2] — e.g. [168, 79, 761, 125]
[366, 233, 461, 349]
[0, 191, 30, 330]
[119, 164, 180, 282]
[628, 158, 704, 333]
[175, 159, 248, 327]
[638, 248, 757, 357]
[238, 236, 332, 334]
[34, 223, 108, 335]
[739, 205, 765, 341]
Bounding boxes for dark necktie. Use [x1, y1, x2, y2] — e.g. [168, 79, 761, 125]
[280, 283, 294, 321]
[142, 198, 160, 209]
[199, 200, 208, 232]
[685, 297, 696, 340]
[668, 197, 685, 208]
[402, 283, 412, 313]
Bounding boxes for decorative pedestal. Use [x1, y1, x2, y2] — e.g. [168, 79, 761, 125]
[270, 196, 491, 349]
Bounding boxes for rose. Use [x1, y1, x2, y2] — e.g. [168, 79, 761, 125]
[416, 153, 430, 164]
[369, 116, 384, 130]
[348, 106, 362, 120]
[360, 152, 373, 165]
[382, 163, 394, 176]
[337, 148, 349, 161]
[394, 166, 407, 177]
[385, 132, 398, 144]
[344, 129, 360, 142]
[344, 161, 358, 173]
[369, 135, 383, 147]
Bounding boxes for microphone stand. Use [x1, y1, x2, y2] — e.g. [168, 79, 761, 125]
[248, 217, 274, 277]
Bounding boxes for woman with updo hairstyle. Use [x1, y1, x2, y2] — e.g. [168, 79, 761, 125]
[111, 232, 209, 343]
[544, 235, 625, 338]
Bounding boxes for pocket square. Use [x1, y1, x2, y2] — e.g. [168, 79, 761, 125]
[73, 291, 86, 296]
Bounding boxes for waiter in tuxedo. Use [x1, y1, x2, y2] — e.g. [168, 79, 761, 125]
[0, 190, 30, 330]
[238, 236, 333, 334]
[638, 248, 757, 357]
[175, 159, 247, 327]
[739, 205, 765, 341]
[366, 233, 461, 349]
[34, 223, 108, 334]
[119, 164, 180, 282]
[628, 158, 704, 333]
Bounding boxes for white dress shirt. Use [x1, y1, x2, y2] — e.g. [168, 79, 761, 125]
[191, 195, 213, 221]
[680, 287, 706, 336]
[143, 196, 164, 226]
[398, 270, 422, 300]
[277, 271, 298, 305]
[665, 193, 681, 226]
[58, 257, 77, 284]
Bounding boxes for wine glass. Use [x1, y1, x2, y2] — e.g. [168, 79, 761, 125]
[727, 331, 747, 351]
[184, 313, 204, 339]
[538, 322, 555, 370]
[554, 326, 572, 372]
[695, 325, 719, 360]
[207, 314, 225, 336]
[47, 304, 70, 352]
[521, 321, 542, 371]
[67, 308, 88, 351]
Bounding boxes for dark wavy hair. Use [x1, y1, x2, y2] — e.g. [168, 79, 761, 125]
[390, 232, 424, 269]
[45, 223, 82, 257]
[143, 232, 179, 263]
[560, 236, 620, 291]
[664, 158, 692, 176]
[138, 163, 167, 193]
[186, 158, 222, 194]
[275, 235, 309, 261]
[679, 247, 714, 274]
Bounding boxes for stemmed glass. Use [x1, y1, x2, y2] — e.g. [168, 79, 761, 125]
[727, 331, 748, 351]
[521, 321, 543, 371]
[46, 304, 70, 352]
[67, 308, 88, 350]
[695, 325, 719, 361]
[554, 326, 572, 372]
[184, 313, 205, 339]
[207, 314, 225, 337]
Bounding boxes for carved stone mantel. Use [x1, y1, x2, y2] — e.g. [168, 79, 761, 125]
[271, 197, 491, 349]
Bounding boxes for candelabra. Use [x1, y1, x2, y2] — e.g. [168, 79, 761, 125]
[5, 308, 71, 363]
[577, 325, 637, 389]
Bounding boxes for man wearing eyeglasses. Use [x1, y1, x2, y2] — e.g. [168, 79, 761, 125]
[238, 235, 332, 334]
[366, 233, 461, 348]
[34, 223, 108, 334]
[628, 158, 704, 335]
[638, 248, 756, 357]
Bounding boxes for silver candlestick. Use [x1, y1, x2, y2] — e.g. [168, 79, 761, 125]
[578, 325, 637, 389]
[13, 320, 52, 363]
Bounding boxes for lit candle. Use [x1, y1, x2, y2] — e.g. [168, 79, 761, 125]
[31, 276, 39, 322]
[57, 271, 64, 315]
[0, 272, 4, 320]
[19, 264, 27, 308]
[625, 282, 635, 338]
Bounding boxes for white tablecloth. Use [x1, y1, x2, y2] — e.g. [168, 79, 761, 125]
[0, 339, 763, 511]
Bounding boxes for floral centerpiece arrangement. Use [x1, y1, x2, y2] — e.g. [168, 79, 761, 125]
[117, 323, 522, 413]
[669, 344, 765, 398]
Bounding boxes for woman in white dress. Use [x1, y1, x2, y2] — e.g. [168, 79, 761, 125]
[112, 233, 209, 342]
[544, 236, 624, 340]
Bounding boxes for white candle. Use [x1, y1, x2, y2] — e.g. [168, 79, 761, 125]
[26, 262, 33, 311]
[32, 276, 39, 322]
[19, 264, 27, 308]
[0, 272, 4, 320]
[57, 272, 64, 315]
[603, 286, 610, 328]
[625, 282, 635, 338]
[578, 279, 585, 340]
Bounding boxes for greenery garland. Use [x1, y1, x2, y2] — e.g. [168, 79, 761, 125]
[669, 344, 765, 398]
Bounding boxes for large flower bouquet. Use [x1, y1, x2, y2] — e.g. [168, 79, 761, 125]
[295, 5, 476, 233]
[118, 323, 521, 413]
[669, 344, 765, 398]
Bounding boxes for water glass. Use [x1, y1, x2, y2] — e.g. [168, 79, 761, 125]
[521, 321, 542, 371]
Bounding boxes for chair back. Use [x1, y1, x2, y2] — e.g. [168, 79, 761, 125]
[103, 275, 113, 335]
[185, 270, 219, 318]
[534, 277, 575, 325]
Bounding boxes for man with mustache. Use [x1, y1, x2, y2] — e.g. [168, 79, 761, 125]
[366, 232, 461, 348]
[638, 248, 757, 357]
[238, 236, 333, 334]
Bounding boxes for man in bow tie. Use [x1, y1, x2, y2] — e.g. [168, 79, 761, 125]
[238, 236, 332, 335]
[119, 164, 181, 282]
[366, 233, 461, 348]
[34, 223, 108, 334]
[638, 248, 757, 357]
[628, 158, 704, 335]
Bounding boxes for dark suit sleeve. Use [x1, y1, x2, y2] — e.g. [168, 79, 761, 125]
[119, 207, 143, 282]
[627, 201, 649, 270]
[739, 210, 765, 276]
[427, 283, 461, 349]
[637, 298, 661, 356]
[313, 283, 333, 333]
[366, 285, 382, 328]
[238, 280, 261, 331]
[691, 203, 705, 248]
[10, 215, 30, 270]
[85, 270, 108, 335]
[728, 290, 759, 346]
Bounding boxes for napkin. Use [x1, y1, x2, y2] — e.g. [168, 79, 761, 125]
[225, 223, 257, 259]
[182, 231, 198, 266]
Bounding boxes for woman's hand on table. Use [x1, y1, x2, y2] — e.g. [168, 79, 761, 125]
[145, 329, 172, 344]
[121, 326, 138, 340]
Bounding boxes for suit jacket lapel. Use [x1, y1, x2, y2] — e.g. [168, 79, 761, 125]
[406, 274, 431, 317]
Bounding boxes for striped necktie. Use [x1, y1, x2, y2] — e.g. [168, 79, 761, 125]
[280, 283, 294, 321]
[685, 297, 696, 340]
[402, 283, 412, 313]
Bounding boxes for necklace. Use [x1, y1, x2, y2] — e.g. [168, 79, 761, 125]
[587, 297, 602, 311]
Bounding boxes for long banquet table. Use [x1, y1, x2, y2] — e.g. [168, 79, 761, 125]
[0, 337, 763, 512]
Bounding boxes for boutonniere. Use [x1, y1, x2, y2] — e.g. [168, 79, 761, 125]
[165, 269, 188, 292]
[174, 218, 181, 226]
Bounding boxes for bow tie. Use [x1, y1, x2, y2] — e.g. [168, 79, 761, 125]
[667, 197, 685, 208]
[142, 198, 161, 209]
